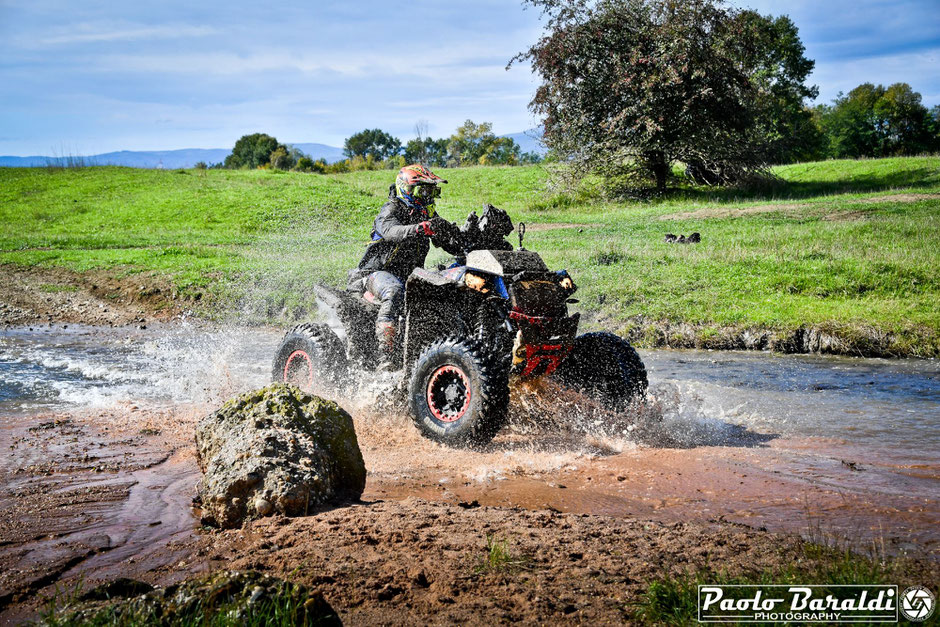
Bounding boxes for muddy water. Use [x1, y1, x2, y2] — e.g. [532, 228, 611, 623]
[1, 323, 938, 563]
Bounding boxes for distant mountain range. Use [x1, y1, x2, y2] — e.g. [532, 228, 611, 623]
[0, 130, 546, 169]
[0, 143, 345, 169]
[502, 128, 545, 156]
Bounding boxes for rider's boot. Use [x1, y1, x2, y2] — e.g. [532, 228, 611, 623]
[376, 320, 399, 372]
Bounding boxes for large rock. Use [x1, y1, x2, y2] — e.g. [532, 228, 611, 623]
[196, 383, 366, 528]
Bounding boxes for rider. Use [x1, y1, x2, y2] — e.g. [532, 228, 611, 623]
[347, 164, 459, 370]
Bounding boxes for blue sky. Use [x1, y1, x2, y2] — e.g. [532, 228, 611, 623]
[1, 0, 938, 156]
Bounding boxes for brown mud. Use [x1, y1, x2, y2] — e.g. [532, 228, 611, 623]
[2, 391, 937, 624]
[0, 264, 184, 327]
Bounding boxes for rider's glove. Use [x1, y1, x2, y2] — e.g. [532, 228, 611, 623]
[415, 221, 434, 237]
[429, 216, 449, 233]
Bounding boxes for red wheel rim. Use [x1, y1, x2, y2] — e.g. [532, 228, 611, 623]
[284, 350, 314, 390]
[426, 365, 471, 423]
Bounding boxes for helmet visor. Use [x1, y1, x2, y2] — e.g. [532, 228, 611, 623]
[413, 184, 441, 204]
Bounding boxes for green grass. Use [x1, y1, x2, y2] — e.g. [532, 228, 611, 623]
[1, 157, 938, 354]
[39, 571, 337, 626]
[473, 534, 532, 574]
[38, 283, 78, 293]
[632, 540, 932, 625]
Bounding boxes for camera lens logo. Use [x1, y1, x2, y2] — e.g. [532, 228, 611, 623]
[900, 586, 935, 622]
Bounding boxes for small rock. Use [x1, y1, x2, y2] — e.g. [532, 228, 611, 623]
[255, 498, 273, 516]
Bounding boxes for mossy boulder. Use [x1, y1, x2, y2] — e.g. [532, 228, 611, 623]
[195, 383, 365, 528]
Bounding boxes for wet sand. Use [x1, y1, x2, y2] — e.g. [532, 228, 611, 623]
[2, 395, 937, 623]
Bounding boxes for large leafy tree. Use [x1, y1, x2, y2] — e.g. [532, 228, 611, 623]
[225, 133, 283, 169]
[723, 11, 822, 164]
[515, 0, 816, 190]
[343, 129, 402, 160]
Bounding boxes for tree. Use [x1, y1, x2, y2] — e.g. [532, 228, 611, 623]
[878, 83, 932, 154]
[928, 106, 940, 150]
[722, 11, 823, 164]
[446, 120, 521, 166]
[268, 145, 294, 170]
[515, 0, 815, 190]
[343, 129, 402, 160]
[224, 133, 282, 169]
[404, 137, 449, 167]
[294, 156, 315, 172]
[411, 120, 431, 164]
[821, 83, 933, 158]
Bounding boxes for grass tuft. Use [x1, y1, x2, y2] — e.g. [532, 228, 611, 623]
[474, 535, 532, 575]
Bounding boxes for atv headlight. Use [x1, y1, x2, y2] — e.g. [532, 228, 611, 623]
[464, 272, 490, 293]
[557, 270, 575, 292]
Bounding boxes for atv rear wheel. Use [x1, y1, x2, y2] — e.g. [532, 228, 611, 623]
[271, 323, 348, 397]
[552, 332, 647, 413]
[408, 337, 509, 447]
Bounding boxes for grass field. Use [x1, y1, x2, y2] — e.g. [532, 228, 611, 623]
[1, 157, 938, 356]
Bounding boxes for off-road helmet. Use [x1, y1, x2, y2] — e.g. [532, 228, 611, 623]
[396, 164, 447, 215]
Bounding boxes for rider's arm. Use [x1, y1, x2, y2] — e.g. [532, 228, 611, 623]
[429, 217, 465, 256]
[374, 203, 420, 243]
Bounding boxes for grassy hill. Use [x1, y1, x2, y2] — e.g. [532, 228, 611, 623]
[1, 157, 938, 356]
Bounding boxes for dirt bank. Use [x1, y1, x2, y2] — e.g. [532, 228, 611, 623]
[0, 264, 183, 327]
[611, 315, 939, 359]
[3, 264, 935, 358]
[206, 499, 801, 624]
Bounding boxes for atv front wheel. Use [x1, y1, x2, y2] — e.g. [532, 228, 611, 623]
[408, 337, 509, 447]
[271, 323, 348, 397]
[552, 332, 647, 413]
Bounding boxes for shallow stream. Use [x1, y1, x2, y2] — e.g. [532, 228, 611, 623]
[1, 323, 938, 554]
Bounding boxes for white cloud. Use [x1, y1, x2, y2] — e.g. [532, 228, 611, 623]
[31, 22, 217, 47]
[810, 48, 940, 104]
[86, 47, 531, 85]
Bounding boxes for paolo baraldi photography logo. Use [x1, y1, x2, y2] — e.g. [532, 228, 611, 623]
[697, 584, 937, 623]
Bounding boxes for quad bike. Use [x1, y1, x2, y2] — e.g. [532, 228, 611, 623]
[272, 205, 647, 447]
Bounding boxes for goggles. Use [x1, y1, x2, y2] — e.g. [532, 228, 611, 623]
[413, 184, 441, 204]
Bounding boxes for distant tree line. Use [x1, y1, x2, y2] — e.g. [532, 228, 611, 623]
[809, 83, 940, 160]
[218, 120, 543, 174]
